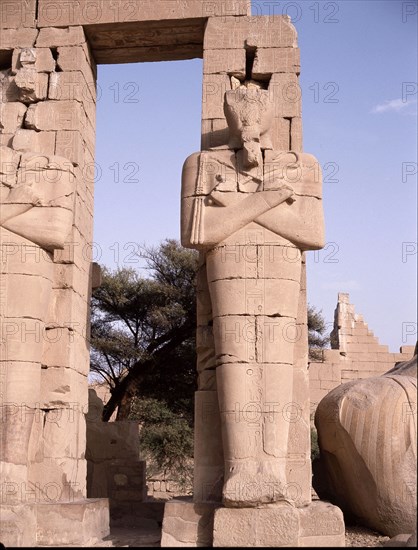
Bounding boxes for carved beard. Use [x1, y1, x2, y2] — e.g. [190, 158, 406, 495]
[242, 141, 261, 168]
[241, 125, 262, 169]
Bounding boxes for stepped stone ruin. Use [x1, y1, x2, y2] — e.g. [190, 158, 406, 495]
[309, 293, 415, 413]
[0, 0, 350, 546]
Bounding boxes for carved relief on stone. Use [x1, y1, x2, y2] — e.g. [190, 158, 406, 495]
[0, 146, 75, 496]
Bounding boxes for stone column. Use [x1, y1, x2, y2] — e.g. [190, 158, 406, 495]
[0, 10, 108, 546]
[161, 15, 345, 548]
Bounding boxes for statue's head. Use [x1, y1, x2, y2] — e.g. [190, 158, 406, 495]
[224, 80, 274, 169]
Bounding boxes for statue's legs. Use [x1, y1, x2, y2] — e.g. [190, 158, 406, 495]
[207, 237, 301, 506]
[0, 229, 52, 502]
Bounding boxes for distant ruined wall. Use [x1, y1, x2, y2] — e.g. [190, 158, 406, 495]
[309, 293, 415, 412]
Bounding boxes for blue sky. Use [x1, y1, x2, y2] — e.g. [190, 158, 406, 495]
[94, 0, 417, 352]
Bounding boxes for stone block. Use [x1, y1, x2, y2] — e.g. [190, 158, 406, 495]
[203, 48, 245, 76]
[400, 345, 415, 355]
[42, 327, 90, 375]
[202, 74, 231, 120]
[253, 47, 300, 78]
[30, 455, 87, 498]
[0, 74, 20, 102]
[0, 27, 38, 49]
[1, 316, 45, 363]
[38, 407, 86, 459]
[202, 117, 229, 150]
[210, 278, 299, 318]
[0, 143, 21, 185]
[40, 365, 88, 408]
[52, 263, 89, 301]
[291, 116, 303, 151]
[204, 16, 297, 50]
[53, 226, 93, 274]
[86, 420, 139, 463]
[57, 44, 97, 81]
[309, 363, 321, 380]
[286, 457, 312, 506]
[161, 499, 218, 547]
[36, 26, 86, 47]
[350, 352, 378, 362]
[35, 498, 110, 546]
[213, 503, 300, 547]
[310, 388, 327, 407]
[258, 243, 301, 280]
[272, 115, 290, 150]
[206, 244, 257, 282]
[269, 73, 301, 118]
[0, 101, 26, 132]
[107, 460, 147, 502]
[12, 128, 56, 155]
[25, 99, 86, 131]
[194, 391, 224, 503]
[346, 342, 373, 353]
[0, 503, 37, 547]
[213, 314, 259, 364]
[0, 0, 36, 28]
[298, 501, 345, 546]
[48, 287, 88, 329]
[0, 132, 13, 147]
[317, 362, 341, 381]
[320, 379, 340, 390]
[257, 316, 296, 364]
[14, 68, 49, 102]
[12, 47, 55, 73]
[55, 130, 85, 166]
[322, 349, 343, 362]
[49, 69, 95, 104]
[74, 190, 94, 239]
[2, 362, 41, 406]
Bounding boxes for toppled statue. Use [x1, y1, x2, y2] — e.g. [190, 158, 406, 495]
[314, 347, 417, 537]
[181, 80, 325, 507]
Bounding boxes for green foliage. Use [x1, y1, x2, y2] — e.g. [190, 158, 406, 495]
[308, 304, 331, 361]
[90, 239, 199, 420]
[129, 397, 194, 490]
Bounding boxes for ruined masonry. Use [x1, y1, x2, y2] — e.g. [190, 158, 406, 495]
[1, 1, 343, 547]
[309, 293, 415, 412]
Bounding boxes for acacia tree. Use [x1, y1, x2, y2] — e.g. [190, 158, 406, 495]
[90, 239, 199, 421]
[308, 304, 331, 361]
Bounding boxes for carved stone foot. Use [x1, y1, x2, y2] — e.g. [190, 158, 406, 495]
[222, 461, 288, 507]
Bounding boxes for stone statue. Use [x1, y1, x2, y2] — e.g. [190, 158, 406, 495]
[314, 349, 417, 537]
[0, 146, 75, 498]
[181, 80, 325, 507]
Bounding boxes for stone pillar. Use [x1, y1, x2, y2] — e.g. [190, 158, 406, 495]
[161, 14, 344, 548]
[0, 10, 108, 546]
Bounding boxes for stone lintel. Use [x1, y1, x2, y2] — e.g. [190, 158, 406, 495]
[83, 18, 207, 64]
[37, 0, 250, 27]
